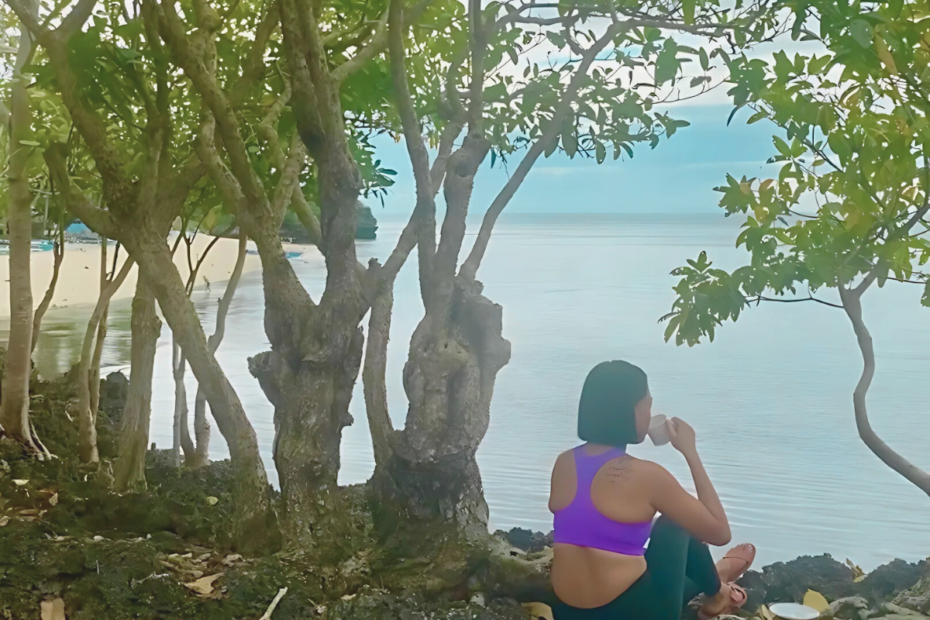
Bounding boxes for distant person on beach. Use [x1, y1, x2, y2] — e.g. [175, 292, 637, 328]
[549, 360, 756, 620]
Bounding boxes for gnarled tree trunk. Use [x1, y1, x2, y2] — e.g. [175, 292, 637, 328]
[113, 275, 160, 490]
[369, 131, 512, 587]
[247, 228, 365, 545]
[374, 277, 511, 585]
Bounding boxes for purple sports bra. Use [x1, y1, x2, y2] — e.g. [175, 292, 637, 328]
[552, 446, 652, 556]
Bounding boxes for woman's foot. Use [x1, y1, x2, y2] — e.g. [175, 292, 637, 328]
[716, 543, 756, 583]
[698, 543, 755, 619]
[698, 583, 747, 620]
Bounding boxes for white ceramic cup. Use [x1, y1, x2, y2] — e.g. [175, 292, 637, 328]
[648, 414, 672, 446]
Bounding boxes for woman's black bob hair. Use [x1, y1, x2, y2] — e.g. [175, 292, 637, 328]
[577, 360, 649, 448]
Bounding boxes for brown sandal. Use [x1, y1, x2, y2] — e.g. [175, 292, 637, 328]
[698, 583, 748, 620]
[721, 543, 756, 582]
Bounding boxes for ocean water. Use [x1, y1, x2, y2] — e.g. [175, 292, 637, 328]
[19, 214, 930, 570]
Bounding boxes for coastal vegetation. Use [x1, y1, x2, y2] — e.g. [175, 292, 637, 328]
[0, 0, 925, 616]
[664, 0, 930, 497]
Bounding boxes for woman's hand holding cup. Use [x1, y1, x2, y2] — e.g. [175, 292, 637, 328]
[667, 417, 697, 457]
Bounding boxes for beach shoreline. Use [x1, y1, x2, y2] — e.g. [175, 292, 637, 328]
[0, 233, 266, 319]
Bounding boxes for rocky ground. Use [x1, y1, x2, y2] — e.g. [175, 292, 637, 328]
[1, 372, 927, 619]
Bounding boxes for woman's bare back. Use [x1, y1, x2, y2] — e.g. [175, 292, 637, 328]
[549, 446, 661, 608]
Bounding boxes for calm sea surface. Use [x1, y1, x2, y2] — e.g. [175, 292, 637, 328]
[15, 214, 930, 570]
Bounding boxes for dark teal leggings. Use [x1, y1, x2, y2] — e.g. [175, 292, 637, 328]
[553, 516, 722, 620]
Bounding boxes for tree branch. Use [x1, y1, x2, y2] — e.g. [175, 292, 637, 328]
[292, 189, 323, 247]
[58, 0, 97, 37]
[4, 0, 44, 39]
[460, 20, 626, 280]
[385, 0, 435, 293]
[154, 0, 268, 208]
[331, 0, 433, 82]
[8, 0, 133, 209]
[467, 0, 485, 133]
[270, 134, 307, 225]
[44, 143, 119, 238]
[838, 285, 930, 496]
[362, 287, 395, 468]
[753, 294, 843, 309]
[194, 113, 246, 213]
[228, 2, 280, 106]
[855, 161, 930, 296]
[331, 7, 389, 82]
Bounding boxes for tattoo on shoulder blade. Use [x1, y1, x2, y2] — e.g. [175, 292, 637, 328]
[604, 459, 633, 483]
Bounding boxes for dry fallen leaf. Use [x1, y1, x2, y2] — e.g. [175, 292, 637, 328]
[222, 554, 242, 566]
[523, 602, 554, 620]
[803, 589, 830, 613]
[40, 598, 66, 620]
[184, 573, 222, 597]
[49, 493, 59, 507]
[846, 558, 867, 583]
[12, 479, 28, 487]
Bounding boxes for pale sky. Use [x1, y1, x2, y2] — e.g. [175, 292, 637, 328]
[369, 103, 779, 218]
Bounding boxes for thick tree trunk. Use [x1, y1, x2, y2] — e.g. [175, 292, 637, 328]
[113, 276, 160, 491]
[247, 232, 365, 545]
[374, 278, 510, 585]
[127, 230, 278, 551]
[0, 8, 37, 448]
[370, 133, 510, 587]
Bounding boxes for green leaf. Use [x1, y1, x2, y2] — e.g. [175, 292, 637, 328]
[562, 113, 577, 158]
[773, 136, 791, 158]
[663, 314, 680, 342]
[699, 48, 709, 72]
[849, 20, 874, 48]
[544, 135, 558, 158]
[595, 141, 606, 164]
[682, 0, 695, 24]
[18, 140, 41, 147]
[655, 40, 680, 85]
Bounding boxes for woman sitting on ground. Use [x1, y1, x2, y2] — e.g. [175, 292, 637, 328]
[549, 360, 755, 620]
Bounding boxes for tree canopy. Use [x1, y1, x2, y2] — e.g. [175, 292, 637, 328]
[664, 0, 930, 495]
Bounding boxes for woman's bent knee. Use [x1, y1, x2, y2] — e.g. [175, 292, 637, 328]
[652, 515, 687, 537]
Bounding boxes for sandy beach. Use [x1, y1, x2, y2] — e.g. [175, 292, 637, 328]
[0, 233, 264, 318]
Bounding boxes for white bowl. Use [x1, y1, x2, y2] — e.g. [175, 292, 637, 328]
[769, 602, 821, 620]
